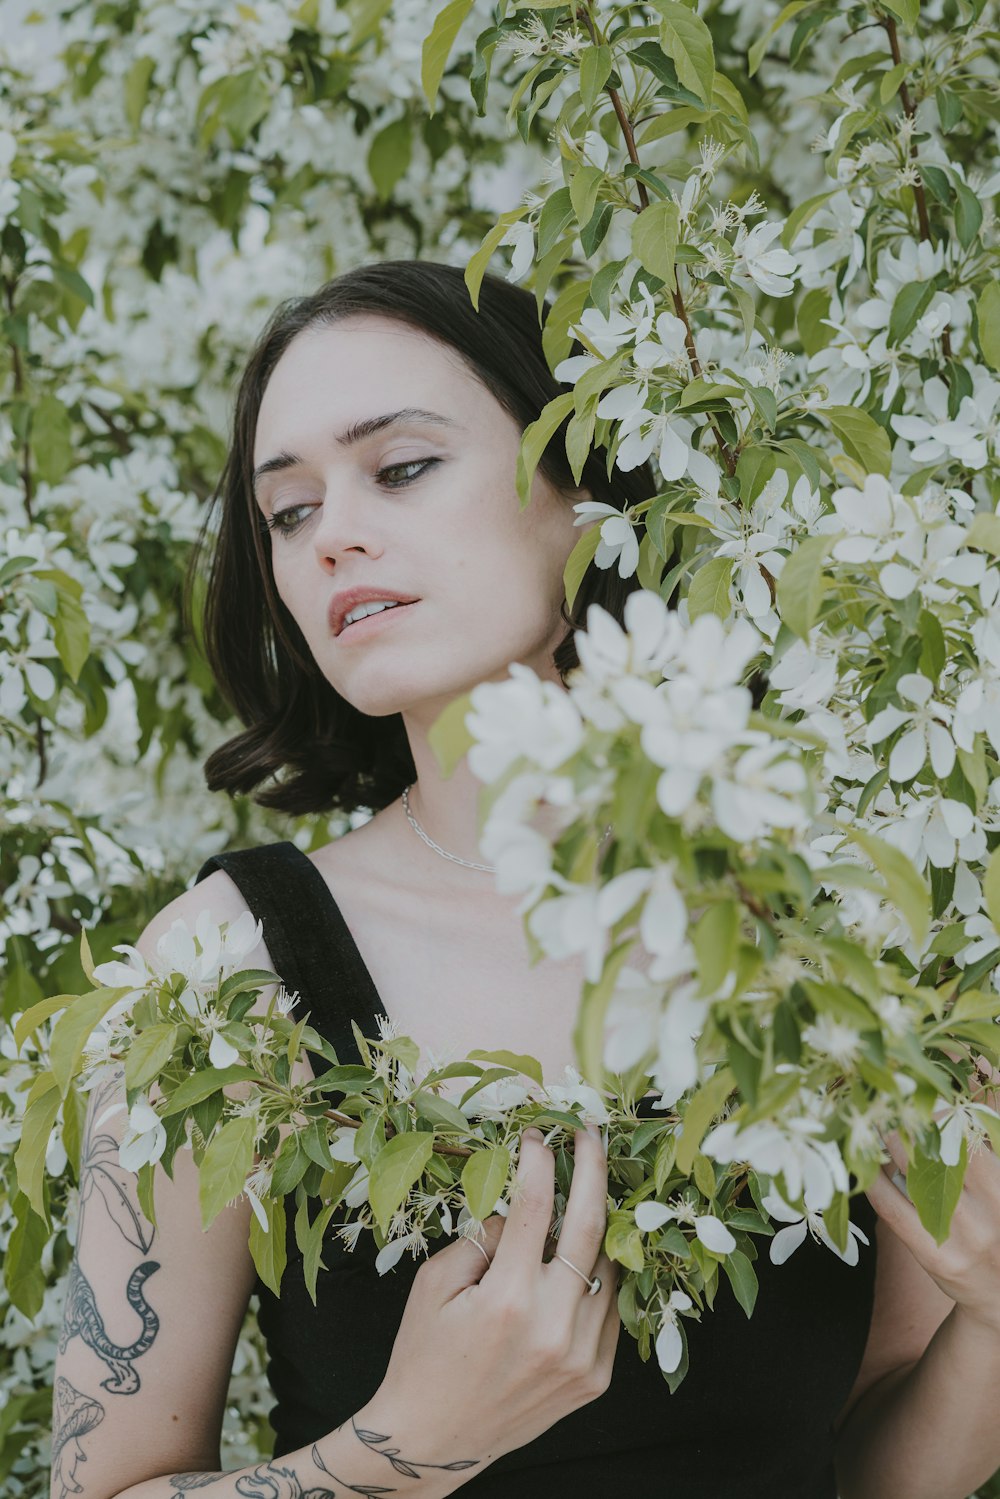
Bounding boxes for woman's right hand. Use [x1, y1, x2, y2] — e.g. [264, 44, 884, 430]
[366, 1122, 620, 1477]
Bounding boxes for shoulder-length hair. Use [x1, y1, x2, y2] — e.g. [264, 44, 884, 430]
[189, 258, 669, 817]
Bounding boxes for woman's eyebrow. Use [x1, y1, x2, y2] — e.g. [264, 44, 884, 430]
[252, 407, 460, 494]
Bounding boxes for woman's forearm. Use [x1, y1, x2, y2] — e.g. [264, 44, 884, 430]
[106, 1391, 485, 1499]
[835, 1305, 1000, 1499]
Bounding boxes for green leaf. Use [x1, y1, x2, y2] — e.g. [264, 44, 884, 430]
[14, 1072, 61, 1217]
[676, 1067, 735, 1175]
[302, 1200, 339, 1305]
[573, 938, 635, 1088]
[976, 282, 1000, 371]
[13, 993, 74, 1052]
[721, 1248, 758, 1318]
[776, 532, 833, 640]
[124, 1024, 180, 1093]
[515, 392, 574, 508]
[464, 206, 530, 312]
[462, 1144, 511, 1221]
[31, 395, 74, 485]
[161, 1065, 259, 1116]
[824, 406, 891, 476]
[935, 87, 962, 133]
[368, 1132, 434, 1233]
[964, 513, 1000, 558]
[907, 1137, 966, 1246]
[631, 199, 680, 291]
[692, 903, 739, 997]
[5, 1193, 49, 1318]
[52, 587, 91, 683]
[428, 688, 476, 779]
[879, 61, 909, 105]
[653, 1, 714, 105]
[796, 287, 834, 356]
[748, 0, 807, 76]
[367, 116, 413, 201]
[562, 524, 601, 612]
[271, 1131, 311, 1197]
[954, 181, 983, 250]
[888, 280, 937, 346]
[845, 825, 931, 948]
[606, 1210, 646, 1271]
[569, 164, 604, 232]
[421, 0, 476, 114]
[687, 555, 733, 621]
[199, 1116, 256, 1230]
[984, 845, 1000, 936]
[579, 43, 612, 113]
[413, 1091, 473, 1134]
[467, 1048, 544, 1087]
[124, 55, 155, 130]
[49, 988, 133, 1098]
[880, 0, 919, 25]
[781, 190, 839, 252]
[248, 1191, 287, 1297]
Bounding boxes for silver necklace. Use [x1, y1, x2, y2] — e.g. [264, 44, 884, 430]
[401, 783, 496, 871]
[401, 783, 614, 874]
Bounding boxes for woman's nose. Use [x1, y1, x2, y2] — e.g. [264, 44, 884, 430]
[310, 488, 384, 570]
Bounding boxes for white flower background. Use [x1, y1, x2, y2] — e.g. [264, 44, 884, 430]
[2, 0, 999, 1492]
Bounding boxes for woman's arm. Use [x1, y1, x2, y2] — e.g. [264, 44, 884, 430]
[95, 1393, 483, 1499]
[835, 1302, 1000, 1499]
[835, 1135, 1000, 1499]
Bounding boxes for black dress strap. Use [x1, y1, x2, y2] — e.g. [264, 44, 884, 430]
[193, 841, 386, 1074]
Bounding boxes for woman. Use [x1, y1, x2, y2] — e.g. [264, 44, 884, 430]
[50, 261, 998, 1499]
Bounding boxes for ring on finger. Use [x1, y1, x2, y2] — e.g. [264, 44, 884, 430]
[552, 1251, 602, 1295]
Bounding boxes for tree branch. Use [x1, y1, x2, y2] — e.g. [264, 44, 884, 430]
[577, 4, 737, 479]
[882, 14, 951, 362]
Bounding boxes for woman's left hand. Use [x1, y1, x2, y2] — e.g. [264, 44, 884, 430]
[865, 1067, 1000, 1330]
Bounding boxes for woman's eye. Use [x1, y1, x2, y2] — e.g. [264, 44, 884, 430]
[376, 457, 439, 487]
[262, 459, 439, 540]
[263, 504, 313, 538]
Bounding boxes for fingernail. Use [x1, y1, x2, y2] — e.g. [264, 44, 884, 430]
[523, 1127, 543, 1144]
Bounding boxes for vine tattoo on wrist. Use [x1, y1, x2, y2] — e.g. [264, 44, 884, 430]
[154, 1418, 483, 1498]
[306, 1417, 481, 1497]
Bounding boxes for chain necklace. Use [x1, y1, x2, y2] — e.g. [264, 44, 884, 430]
[401, 783, 614, 874]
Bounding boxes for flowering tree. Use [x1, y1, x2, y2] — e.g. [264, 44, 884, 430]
[4, 0, 1000, 1494]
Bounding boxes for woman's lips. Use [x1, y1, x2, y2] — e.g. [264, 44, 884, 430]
[336, 600, 418, 642]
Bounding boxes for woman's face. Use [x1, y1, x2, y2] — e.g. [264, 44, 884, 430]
[252, 314, 587, 724]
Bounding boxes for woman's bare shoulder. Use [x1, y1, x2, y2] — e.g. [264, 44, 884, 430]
[136, 864, 272, 971]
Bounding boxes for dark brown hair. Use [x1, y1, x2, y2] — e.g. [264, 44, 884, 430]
[189, 258, 670, 817]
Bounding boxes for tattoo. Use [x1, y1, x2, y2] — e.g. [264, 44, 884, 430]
[58, 1256, 160, 1393]
[79, 1066, 157, 1253]
[51, 1376, 105, 1499]
[159, 1425, 482, 1499]
[307, 1423, 480, 1498]
[166, 1469, 333, 1498]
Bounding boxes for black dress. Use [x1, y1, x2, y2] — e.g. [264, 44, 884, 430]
[195, 841, 878, 1497]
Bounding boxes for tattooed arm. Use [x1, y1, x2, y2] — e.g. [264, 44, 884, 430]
[50, 877, 276, 1499]
[72, 1407, 481, 1499]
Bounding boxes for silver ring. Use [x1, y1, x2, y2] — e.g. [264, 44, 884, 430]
[469, 1237, 492, 1267]
[553, 1251, 602, 1295]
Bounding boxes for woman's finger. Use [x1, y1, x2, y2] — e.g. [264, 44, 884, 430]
[545, 1125, 609, 1315]
[489, 1128, 555, 1283]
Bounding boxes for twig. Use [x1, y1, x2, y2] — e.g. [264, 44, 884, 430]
[882, 16, 932, 241]
[882, 14, 953, 368]
[577, 5, 738, 479]
[4, 276, 34, 522]
[83, 400, 135, 455]
[320, 1104, 474, 1158]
